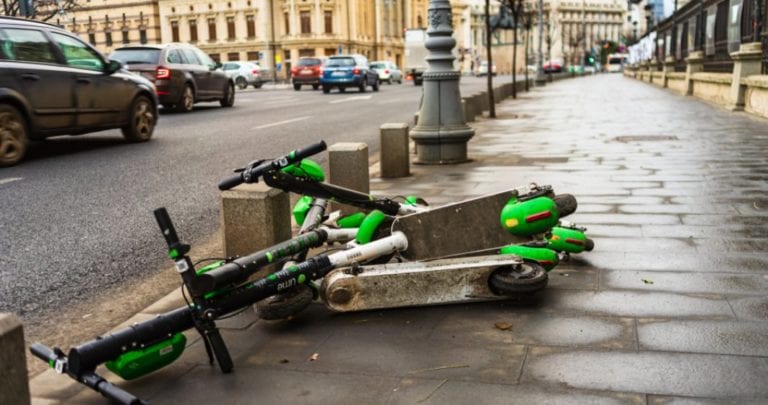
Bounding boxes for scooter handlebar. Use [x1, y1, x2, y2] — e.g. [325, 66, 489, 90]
[218, 140, 327, 191]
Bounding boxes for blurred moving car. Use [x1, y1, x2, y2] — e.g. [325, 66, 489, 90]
[543, 60, 563, 73]
[370, 60, 403, 84]
[110, 43, 234, 113]
[475, 61, 497, 76]
[290, 57, 324, 90]
[605, 53, 629, 73]
[0, 16, 158, 167]
[320, 54, 379, 93]
[222, 61, 265, 89]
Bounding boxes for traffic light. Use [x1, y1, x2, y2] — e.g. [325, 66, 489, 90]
[587, 56, 595, 65]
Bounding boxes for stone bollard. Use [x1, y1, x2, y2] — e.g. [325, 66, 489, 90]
[0, 313, 31, 405]
[413, 112, 419, 126]
[220, 183, 291, 261]
[662, 55, 675, 88]
[329, 143, 369, 213]
[379, 123, 410, 178]
[462, 96, 475, 122]
[727, 42, 763, 111]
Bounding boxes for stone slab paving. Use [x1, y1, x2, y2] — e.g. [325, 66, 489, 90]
[30, 74, 768, 403]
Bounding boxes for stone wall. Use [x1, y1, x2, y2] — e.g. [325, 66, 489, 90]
[666, 73, 686, 95]
[691, 73, 732, 107]
[744, 76, 768, 119]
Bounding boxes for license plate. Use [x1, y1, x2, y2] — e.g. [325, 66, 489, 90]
[301, 69, 312, 75]
[332, 71, 346, 77]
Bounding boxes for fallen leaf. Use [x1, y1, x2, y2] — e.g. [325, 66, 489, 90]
[494, 322, 513, 331]
[642, 278, 654, 285]
[309, 353, 319, 362]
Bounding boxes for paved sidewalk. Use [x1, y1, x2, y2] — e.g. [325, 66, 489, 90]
[30, 74, 768, 404]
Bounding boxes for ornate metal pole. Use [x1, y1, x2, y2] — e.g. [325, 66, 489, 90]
[410, 0, 475, 164]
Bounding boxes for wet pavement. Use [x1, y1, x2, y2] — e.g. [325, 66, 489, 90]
[29, 74, 768, 404]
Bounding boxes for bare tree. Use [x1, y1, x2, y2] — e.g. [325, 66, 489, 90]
[502, 0, 524, 99]
[1, 0, 79, 22]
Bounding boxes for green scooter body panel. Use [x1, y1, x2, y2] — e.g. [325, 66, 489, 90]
[292, 196, 314, 226]
[500, 197, 559, 236]
[499, 244, 559, 271]
[356, 210, 387, 244]
[547, 226, 588, 253]
[106, 332, 187, 380]
[336, 212, 366, 228]
[282, 159, 325, 182]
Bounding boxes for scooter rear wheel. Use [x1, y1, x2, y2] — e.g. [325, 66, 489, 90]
[554, 193, 578, 218]
[254, 284, 314, 320]
[488, 262, 548, 295]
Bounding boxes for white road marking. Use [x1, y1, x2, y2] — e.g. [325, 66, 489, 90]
[253, 116, 312, 130]
[329, 95, 373, 104]
[0, 177, 22, 186]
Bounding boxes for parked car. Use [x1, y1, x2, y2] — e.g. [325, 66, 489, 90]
[0, 16, 158, 167]
[476, 61, 497, 76]
[290, 57, 324, 90]
[370, 60, 403, 84]
[543, 60, 563, 73]
[320, 54, 379, 93]
[222, 61, 266, 89]
[110, 43, 234, 113]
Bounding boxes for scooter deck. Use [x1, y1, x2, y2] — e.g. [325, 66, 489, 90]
[321, 255, 523, 312]
[391, 188, 528, 261]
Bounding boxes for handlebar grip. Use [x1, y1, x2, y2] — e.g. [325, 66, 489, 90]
[30, 343, 56, 363]
[218, 173, 244, 191]
[82, 373, 146, 405]
[291, 140, 327, 161]
[153, 207, 180, 246]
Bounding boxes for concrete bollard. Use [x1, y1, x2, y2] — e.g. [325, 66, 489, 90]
[220, 182, 291, 260]
[380, 123, 410, 178]
[413, 112, 419, 126]
[462, 97, 475, 122]
[0, 313, 30, 405]
[329, 143, 370, 213]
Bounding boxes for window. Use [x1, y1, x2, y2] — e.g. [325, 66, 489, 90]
[324, 11, 333, 33]
[190, 20, 198, 42]
[300, 11, 311, 34]
[246, 15, 255, 38]
[121, 29, 129, 44]
[726, 0, 742, 53]
[298, 48, 314, 57]
[208, 18, 217, 41]
[105, 30, 112, 47]
[171, 21, 180, 42]
[88, 32, 96, 45]
[705, 5, 716, 56]
[193, 47, 218, 68]
[51, 32, 104, 71]
[181, 48, 201, 65]
[139, 28, 147, 44]
[227, 16, 235, 39]
[0, 28, 57, 63]
[227, 52, 239, 61]
[324, 47, 336, 56]
[247, 50, 259, 60]
[209, 53, 221, 63]
[284, 12, 290, 34]
[166, 49, 183, 64]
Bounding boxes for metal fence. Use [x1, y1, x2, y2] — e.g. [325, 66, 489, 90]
[646, 0, 767, 74]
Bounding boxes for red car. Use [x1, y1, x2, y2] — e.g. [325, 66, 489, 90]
[290, 57, 324, 91]
[543, 60, 563, 73]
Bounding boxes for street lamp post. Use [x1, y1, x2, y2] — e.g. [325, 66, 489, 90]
[535, 0, 546, 84]
[409, 0, 475, 164]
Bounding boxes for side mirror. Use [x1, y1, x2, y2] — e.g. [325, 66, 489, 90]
[105, 59, 123, 74]
[212, 62, 222, 71]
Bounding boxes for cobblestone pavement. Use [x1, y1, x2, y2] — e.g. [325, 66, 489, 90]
[30, 74, 768, 404]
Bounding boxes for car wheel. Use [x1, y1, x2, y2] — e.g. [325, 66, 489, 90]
[220, 82, 235, 107]
[121, 95, 156, 142]
[0, 104, 28, 167]
[175, 84, 194, 113]
[293, 83, 301, 91]
[253, 83, 263, 89]
[322, 85, 330, 94]
[235, 77, 248, 89]
[312, 84, 319, 90]
[339, 87, 346, 93]
[372, 80, 379, 92]
[359, 80, 366, 93]
[387, 78, 392, 85]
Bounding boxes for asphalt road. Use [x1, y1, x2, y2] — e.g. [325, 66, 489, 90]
[0, 75, 506, 329]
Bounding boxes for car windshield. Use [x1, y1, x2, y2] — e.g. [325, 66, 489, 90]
[325, 57, 355, 67]
[110, 48, 160, 64]
[371, 63, 385, 69]
[297, 58, 321, 67]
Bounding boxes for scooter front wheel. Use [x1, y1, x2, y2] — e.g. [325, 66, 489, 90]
[488, 262, 548, 295]
[254, 284, 314, 320]
[553, 193, 577, 218]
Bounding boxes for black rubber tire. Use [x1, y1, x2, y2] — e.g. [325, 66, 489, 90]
[121, 95, 156, 142]
[293, 83, 301, 91]
[312, 84, 319, 90]
[220, 82, 235, 107]
[387, 78, 392, 85]
[372, 80, 379, 92]
[0, 104, 28, 167]
[322, 85, 330, 94]
[584, 238, 595, 252]
[359, 80, 366, 93]
[554, 193, 578, 218]
[339, 87, 346, 93]
[254, 284, 314, 320]
[488, 262, 548, 295]
[236, 77, 248, 89]
[175, 84, 195, 113]
[253, 83, 263, 89]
